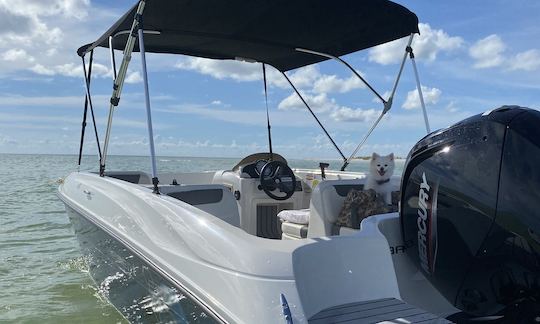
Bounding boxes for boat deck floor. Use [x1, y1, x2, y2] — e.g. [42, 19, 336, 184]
[308, 298, 451, 323]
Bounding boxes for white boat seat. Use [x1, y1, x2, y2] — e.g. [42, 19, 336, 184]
[281, 221, 308, 239]
[160, 184, 240, 227]
[308, 179, 364, 237]
[308, 177, 400, 237]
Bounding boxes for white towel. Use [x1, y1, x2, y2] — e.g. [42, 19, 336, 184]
[277, 209, 310, 225]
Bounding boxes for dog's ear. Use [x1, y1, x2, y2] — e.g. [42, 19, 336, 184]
[372, 152, 379, 159]
[389, 153, 394, 161]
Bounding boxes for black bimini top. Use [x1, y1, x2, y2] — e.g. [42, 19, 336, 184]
[78, 0, 419, 72]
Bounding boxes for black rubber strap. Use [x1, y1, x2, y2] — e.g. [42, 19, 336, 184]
[406, 46, 415, 59]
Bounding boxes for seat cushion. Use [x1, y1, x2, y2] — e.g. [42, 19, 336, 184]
[277, 208, 310, 225]
[281, 221, 308, 238]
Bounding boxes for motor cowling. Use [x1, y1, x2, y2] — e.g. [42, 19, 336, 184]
[400, 106, 540, 321]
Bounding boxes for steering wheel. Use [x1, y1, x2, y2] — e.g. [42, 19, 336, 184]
[259, 161, 296, 200]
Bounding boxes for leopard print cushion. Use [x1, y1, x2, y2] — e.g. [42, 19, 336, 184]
[335, 189, 399, 229]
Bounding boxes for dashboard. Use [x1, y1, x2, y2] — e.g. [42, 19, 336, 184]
[240, 159, 268, 178]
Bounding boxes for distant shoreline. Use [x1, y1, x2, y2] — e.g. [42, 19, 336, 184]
[351, 156, 405, 160]
[0, 152, 405, 161]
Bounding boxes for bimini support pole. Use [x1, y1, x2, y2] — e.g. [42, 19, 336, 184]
[280, 71, 347, 162]
[407, 46, 431, 133]
[262, 64, 273, 159]
[340, 34, 414, 171]
[78, 50, 94, 171]
[137, 12, 160, 194]
[295, 48, 387, 104]
[79, 50, 103, 171]
[100, 0, 146, 176]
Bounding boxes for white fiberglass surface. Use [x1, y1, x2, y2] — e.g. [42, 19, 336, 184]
[59, 170, 457, 323]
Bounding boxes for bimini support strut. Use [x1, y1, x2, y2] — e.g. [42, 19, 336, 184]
[137, 12, 160, 194]
[262, 63, 273, 159]
[100, 0, 146, 176]
[78, 50, 93, 171]
[340, 34, 415, 171]
[78, 50, 102, 171]
[280, 71, 347, 162]
[295, 48, 387, 105]
[407, 46, 431, 133]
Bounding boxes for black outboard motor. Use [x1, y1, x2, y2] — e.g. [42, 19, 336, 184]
[400, 106, 540, 323]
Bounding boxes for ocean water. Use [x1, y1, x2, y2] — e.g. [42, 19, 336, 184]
[0, 153, 403, 323]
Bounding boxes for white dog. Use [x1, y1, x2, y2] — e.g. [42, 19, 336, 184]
[364, 153, 395, 205]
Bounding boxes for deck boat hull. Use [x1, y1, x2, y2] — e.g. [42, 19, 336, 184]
[59, 171, 455, 323]
[65, 205, 219, 323]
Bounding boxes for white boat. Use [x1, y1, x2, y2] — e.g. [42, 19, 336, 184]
[58, 0, 540, 323]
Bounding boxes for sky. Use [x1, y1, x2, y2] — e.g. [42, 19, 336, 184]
[0, 0, 539, 160]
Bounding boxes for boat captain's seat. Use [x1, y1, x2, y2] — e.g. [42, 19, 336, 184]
[307, 179, 366, 237]
[308, 177, 401, 237]
[278, 179, 366, 239]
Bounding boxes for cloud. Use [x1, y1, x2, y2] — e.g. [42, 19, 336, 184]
[160, 103, 314, 128]
[369, 23, 463, 65]
[29, 61, 113, 78]
[372, 91, 391, 104]
[277, 91, 380, 123]
[508, 49, 540, 71]
[0, 6, 33, 35]
[313, 73, 364, 94]
[445, 101, 459, 113]
[174, 57, 366, 95]
[107, 135, 269, 157]
[330, 107, 379, 122]
[0, 94, 83, 107]
[278, 92, 338, 113]
[283, 65, 320, 89]
[0, 0, 118, 79]
[0, 0, 90, 19]
[1, 48, 34, 62]
[0, 111, 162, 130]
[0, 93, 150, 111]
[175, 57, 319, 89]
[468, 35, 540, 72]
[125, 71, 143, 84]
[0, 1, 70, 48]
[175, 57, 261, 82]
[0, 133, 17, 145]
[174, 57, 377, 125]
[402, 86, 442, 110]
[469, 34, 506, 69]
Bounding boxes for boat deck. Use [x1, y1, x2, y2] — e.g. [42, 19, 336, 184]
[308, 298, 451, 323]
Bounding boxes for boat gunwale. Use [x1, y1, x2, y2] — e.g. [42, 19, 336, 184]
[57, 185, 231, 324]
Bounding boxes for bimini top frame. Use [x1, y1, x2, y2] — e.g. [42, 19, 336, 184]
[78, 0, 418, 71]
[77, 0, 424, 187]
